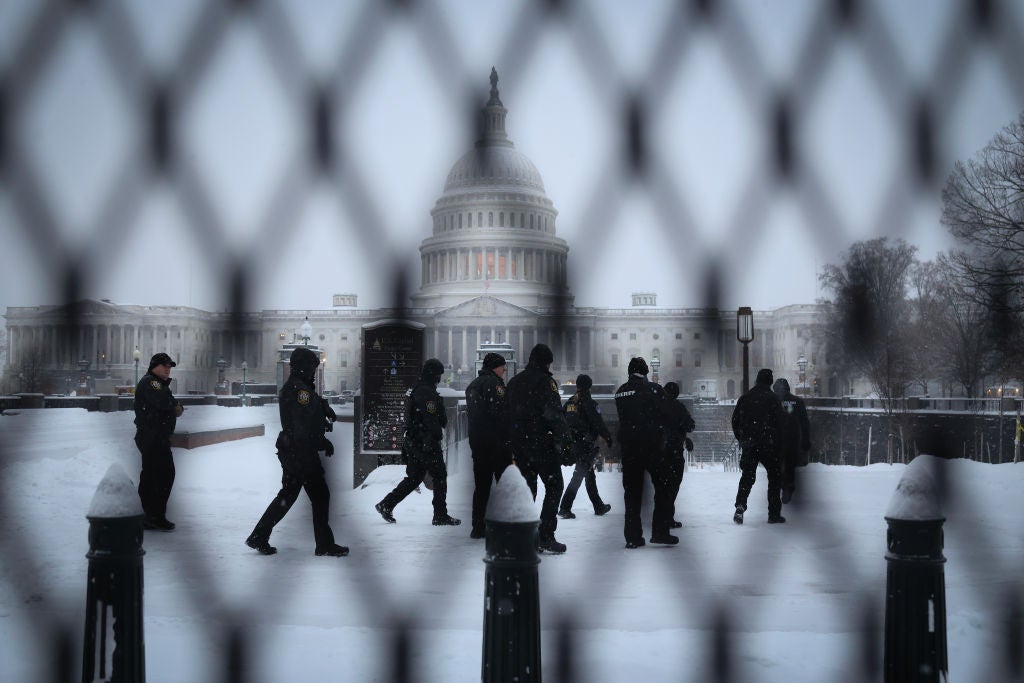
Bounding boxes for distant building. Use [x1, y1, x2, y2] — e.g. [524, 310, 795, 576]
[2, 71, 827, 398]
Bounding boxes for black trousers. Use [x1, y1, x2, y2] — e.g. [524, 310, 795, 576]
[382, 459, 449, 517]
[470, 440, 513, 531]
[559, 457, 605, 513]
[136, 432, 175, 520]
[252, 458, 335, 549]
[517, 459, 564, 541]
[734, 446, 782, 518]
[621, 445, 673, 543]
[779, 445, 800, 499]
[663, 450, 686, 518]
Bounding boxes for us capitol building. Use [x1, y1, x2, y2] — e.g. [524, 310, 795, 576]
[3, 70, 826, 399]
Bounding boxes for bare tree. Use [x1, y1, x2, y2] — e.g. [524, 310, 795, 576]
[818, 238, 917, 414]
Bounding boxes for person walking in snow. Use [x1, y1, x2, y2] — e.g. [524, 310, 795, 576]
[507, 343, 572, 554]
[134, 352, 184, 531]
[661, 381, 695, 528]
[465, 352, 513, 538]
[375, 358, 461, 527]
[772, 377, 811, 504]
[731, 368, 785, 524]
[614, 357, 676, 548]
[558, 374, 613, 519]
[246, 347, 349, 557]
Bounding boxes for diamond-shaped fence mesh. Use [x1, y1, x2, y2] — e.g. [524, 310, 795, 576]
[2, 0, 1024, 681]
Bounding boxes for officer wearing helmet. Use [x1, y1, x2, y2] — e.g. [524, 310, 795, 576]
[375, 358, 461, 526]
[246, 346, 349, 557]
[506, 343, 571, 554]
[614, 357, 675, 548]
[558, 374, 613, 520]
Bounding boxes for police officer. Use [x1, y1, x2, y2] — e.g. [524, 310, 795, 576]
[375, 358, 461, 526]
[661, 382, 695, 528]
[465, 352, 513, 539]
[732, 368, 785, 524]
[558, 374, 613, 519]
[772, 377, 811, 504]
[507, 343, 571, 554]
[614, 357, 676, 548]
[134, 352, 183, 531]
[246, 347, 349, 556]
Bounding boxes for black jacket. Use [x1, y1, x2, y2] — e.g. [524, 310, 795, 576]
[404, 379, 447, 463]
[465, 368, 510, 449]
[134, 372, 178, 439]
[614, 374, 666, 449]
[773, 379, 811, 454]
[732, 382, 783, 455]
[565, 390, 611, 443]
[277, 371, 330, 475]
[507, 362, 569, 463]
[662, 397, 695, 456]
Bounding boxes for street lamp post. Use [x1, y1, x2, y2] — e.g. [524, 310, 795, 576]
[241, 361, 248, 407]
[651, 354, 661, 385]
[299, 317, 312, 347]
[736, 307, 754, 394]
[133, 347, 141, 385]
[796, 354, 808, 395]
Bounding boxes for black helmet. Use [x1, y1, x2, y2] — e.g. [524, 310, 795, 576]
[421, 358, 445, 380]
[575, 374, 593, 391]
[290, 347, 320, 369]
[482, 353, 506, 371]
[664, 381, 680, 399]
[627, 357, 649, 376]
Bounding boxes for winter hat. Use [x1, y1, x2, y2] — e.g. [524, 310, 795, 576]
[772, 378, 790, 396]
[148, 352, 176, 370]
[482, 353, 506, 371]
[421, 358, 445, 380]
[664, 382, 680, 399]
[755, 368, 774, 387]
[575, 374, 593, 391]
[627, 357, 649, 376]
[290, 347, 320, 370]
[528, 343, 554, 366]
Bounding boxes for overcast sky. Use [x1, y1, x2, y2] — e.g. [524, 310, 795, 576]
[2, 0, 1023, 315]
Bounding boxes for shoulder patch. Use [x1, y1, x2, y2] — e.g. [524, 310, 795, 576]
[150, 380, 162, 390]
[549, 378, 559, 393]
[566, 402, 578, 413]
[426, 400, 437, 413]
[496, 386, 505, 398]
[297, 389, 311, 405]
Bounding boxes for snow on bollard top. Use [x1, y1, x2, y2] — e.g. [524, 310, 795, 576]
[87, 463, 144, 519]
[485, 464, 536, 523]
[885, 454, 944, 521]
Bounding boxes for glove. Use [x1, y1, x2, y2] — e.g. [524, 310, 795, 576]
[174, 402, 184, 417]
[684, 437, 694, 452]
[320, 437, 334, 457]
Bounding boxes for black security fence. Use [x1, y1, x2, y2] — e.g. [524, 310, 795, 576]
[2, 0, 1024, 681]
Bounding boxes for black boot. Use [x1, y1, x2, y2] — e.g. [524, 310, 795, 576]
[650, 533, 679, 545]
[733, 505, 745, 525]
[557, 509, 576, 519]
[315, 543, 350, 557]
[375, 501, 396, 523]
[245, 533, 277, 555]
[539, 537, 567, 554]
[594, 503, 612, 516]
[432, 513, 461, 526]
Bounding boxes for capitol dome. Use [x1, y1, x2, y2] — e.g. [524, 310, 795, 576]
[411, 68, 573, 312]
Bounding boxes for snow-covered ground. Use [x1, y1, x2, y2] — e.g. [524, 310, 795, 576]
[1, 405, 1021, 681]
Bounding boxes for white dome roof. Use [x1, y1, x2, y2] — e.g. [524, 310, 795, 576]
[443, 145, 546, 194]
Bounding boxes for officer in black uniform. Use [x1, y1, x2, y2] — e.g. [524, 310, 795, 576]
[246, 347, 349, 556]
[375, 358, 461, 526]
[732, 368, 785, 524]
[507, 343, 571, 554]
[661, 382, 695, 528]
[134, 352, 183, 531]
[614, 357, 676, 548]
[772, 377, 811, 504]
[558, 374, 613, 519]
[465, 352, 513, 539]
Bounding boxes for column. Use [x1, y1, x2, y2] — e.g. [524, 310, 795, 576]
[448, 328, 453, 367]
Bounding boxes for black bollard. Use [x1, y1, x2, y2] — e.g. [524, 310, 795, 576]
[481, 467, 542, 682]
[883, 457, 948, 682]
[82, 465, 146, 683]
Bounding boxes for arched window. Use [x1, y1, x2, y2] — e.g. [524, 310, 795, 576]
[488, 212, 493, 226]
[468, 212, 472, 227]
[499, 212, 504, 226]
